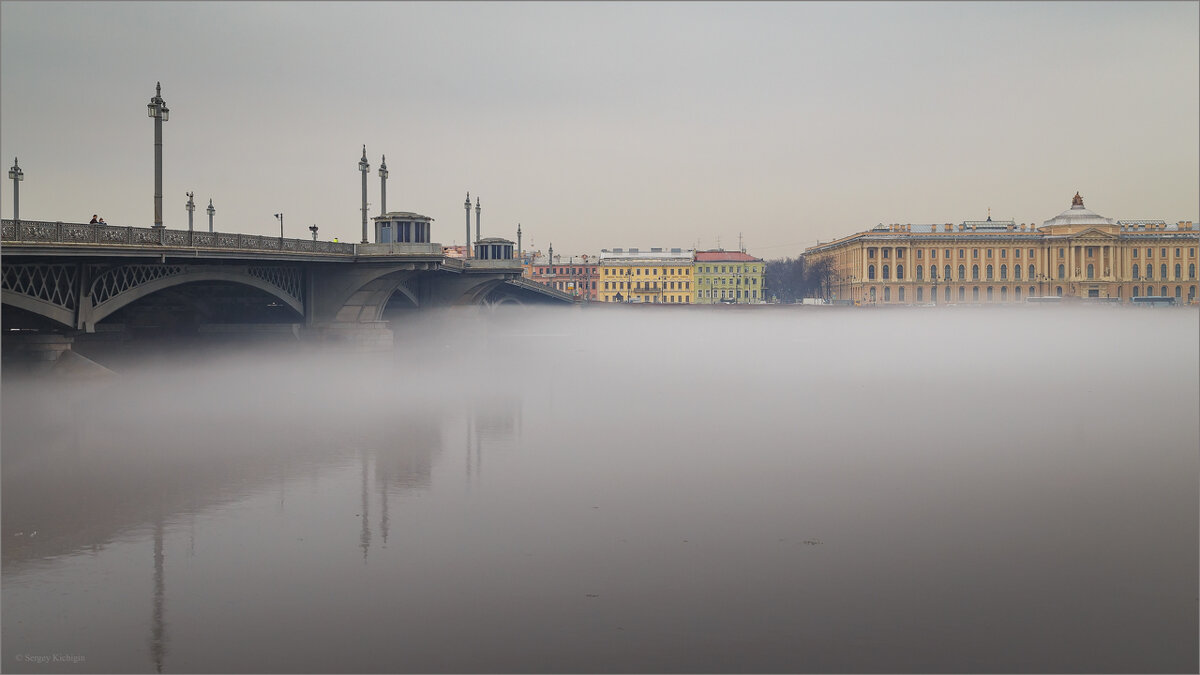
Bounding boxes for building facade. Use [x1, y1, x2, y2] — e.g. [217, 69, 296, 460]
[693, 250, 766, 304]
[803, 194, 1198, 305]
[597, 247, 694, 303]
[524, 256, 599, 301]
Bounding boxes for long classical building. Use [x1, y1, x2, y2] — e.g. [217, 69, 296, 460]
[803, 194, 1198, 305]
[598, 247, 695, 304]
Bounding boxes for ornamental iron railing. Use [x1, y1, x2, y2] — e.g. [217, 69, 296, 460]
[1, 219, 355, 255]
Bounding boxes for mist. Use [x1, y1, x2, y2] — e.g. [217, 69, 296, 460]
[3, 306, 1197, 673]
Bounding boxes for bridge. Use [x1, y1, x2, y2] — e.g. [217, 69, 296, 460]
[1, 219, 573, 363]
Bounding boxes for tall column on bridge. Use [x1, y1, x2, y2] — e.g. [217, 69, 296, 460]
[185, 191, 195, 231]
[378, 155, 388, 216]
[517, 223, 522, 260]
[147, 83, 169, 228]
[475, 197, 481, 250]
[359, 146, 370, 243]
[7, 157, 21, 221]
[206, 199, 215, 232]
[464, 192, 471, 256]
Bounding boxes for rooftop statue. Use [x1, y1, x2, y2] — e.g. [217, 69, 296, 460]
[1072, 192, 1084, 207]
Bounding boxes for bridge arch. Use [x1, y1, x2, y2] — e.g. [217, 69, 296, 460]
[87, 267, 303, 328]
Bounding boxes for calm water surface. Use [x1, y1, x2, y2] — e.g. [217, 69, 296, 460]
[3, 306, 1197, 673]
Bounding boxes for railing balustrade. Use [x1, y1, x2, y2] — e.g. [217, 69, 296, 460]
[1, 219, 356, 255]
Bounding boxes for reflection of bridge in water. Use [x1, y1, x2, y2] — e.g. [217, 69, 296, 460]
[1, 219, 572, 366]
[1, 379, 523, 673]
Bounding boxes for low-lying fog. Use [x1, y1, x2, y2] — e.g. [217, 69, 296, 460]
[3, 306, 1197, 673]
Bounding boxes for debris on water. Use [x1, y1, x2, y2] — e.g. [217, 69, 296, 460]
[802, 539, 823, 546]
[586, 594, 599, 598]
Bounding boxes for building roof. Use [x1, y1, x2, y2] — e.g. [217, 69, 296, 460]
[373, 211, 434, 221]
[599, 247, 694, 261]
[1042, 193, 1116, 228]
[694, 250, 763, 262]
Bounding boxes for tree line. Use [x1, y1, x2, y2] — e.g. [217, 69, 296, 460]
[764, 256, 836, 303]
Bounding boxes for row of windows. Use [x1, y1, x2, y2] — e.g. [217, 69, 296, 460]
[602, 294, 692, 303]
[701, 290, 759, 299]
[1131, 247, 1195, 259]
[868, 246, 1199, 263]
[698, 277, 759, 286]
[603, 281, 692, 291]
[697, 265, 761, 274]
[602, 267, 691, 276]
[1131, 263, 1196, 280]
[535, 267, 595, 276]
[864, 284, 1198, 302]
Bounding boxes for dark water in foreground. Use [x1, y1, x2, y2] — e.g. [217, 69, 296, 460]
[3, 306, 1197, 673]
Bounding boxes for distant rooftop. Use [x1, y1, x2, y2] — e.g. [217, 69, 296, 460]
[695, 250, 763, 262]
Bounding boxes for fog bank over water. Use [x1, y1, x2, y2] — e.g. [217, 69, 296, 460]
[3, 306, 1197, 673]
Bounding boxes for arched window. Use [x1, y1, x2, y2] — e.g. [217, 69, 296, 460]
[1056, 286, 1063, 297]
[1160, 264, 1167, 279]
[958, 287, 965, 301]
[882, 264, 890, 280]
[1175, 286, 1182, 298]
[972, 265, 980, 281]
[1190, 263, 1197, 279]
[944, 286, 951, 302]
[973, 287, 980, 301]
[1029, 286, 1035, 297]
[916, 287, 924, 302]
[897, 264, 904, 280]
[1028, 264, 1035, 280]
[916, 265, 924, 281]
[1161, 285, 1168, 296]
[884, 287, 891, 302]
[1014, 287, 1021, 301]
[898, 287, 905, 302]
[1014, 265, 1021, 280]
[944, 265, 951, 281]
[868, 264, 875, 280]
[1132, 263, 1140, 280]
[1175, 263, 1181, 279]
[870, 287, 877, 302]
[1189, 286, 1196, 301]
[1132, 286, 1139, 297]
[986, 264, 994, 280]
[958, 265, 965, 281]
[1087, 263, 1094, 279]
[1000, 264, 1008, 280]
[987, 287, 994, 301]
[1057, 264, 1065, 279]
[1001, 286, 1007, 301]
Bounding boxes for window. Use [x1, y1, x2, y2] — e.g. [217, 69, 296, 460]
[1028, 249, 1034, 258]
[1132, 286, 1139, 298]
[917, 287, 924, 302]
[1190, 263, 1196, 279]
[882, 264, 890, 280]
[1014, 249, 1020, 259]
[868, 264, 876, 280]
[1146, 265, 1153, 280]
[883, 249, 890, 259]
[987, 287, 994, 301]
[916, 265, 924, 281]
[884, 287, 891, 301]
[1001, 249, 1007, 259]
[972, 264, 979, 280]
[1014, 265, 1021, 280]
[945, 286, 951, 302]
[1000, 265, 1007, 280]
[973, 249, 979, 259]
[1028, 264, 1035, 280]
[1015, 287, 1021, 301]
[1087, 247, 1094, 257]
[1176, 248, 1182, 258]
[917, 250, 923, 259]
[1056, 286, 1063, 297]
[868, 249, 875, 259]
[1059, 247, 1065, 258]
[1176, 286, 1182, 298]
[931, 249, 937, 259]
[1147, 248, 1153, 258]
[1161, 248, 1167, 258]
[897, 249, 904, 259]
[1133, 248, 1139, 258]
[1132, 264, 1140, 280]
[987, 249, 993, 259]
[1057, 264, 1065, 279]
[897, 264, 904, 280]
[973, 287, 980, 301]
[1087, 263, 1094, 280]
[959, 249, 965, 258]
[945, 249, 951, 258]
[1175, 264, 1181, 279]
[986, 264, 994, 280]
[898, 287, 905, 301]
[958, 265, 965, 281]
[944, 265, 951, 281]
[1161, 264, 1168, 279]
[958, 287, 965, 301]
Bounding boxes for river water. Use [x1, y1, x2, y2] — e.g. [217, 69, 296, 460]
[2, 306, 1197, 673]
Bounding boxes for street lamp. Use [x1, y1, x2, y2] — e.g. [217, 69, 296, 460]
[378, 155, 388, 216]
[358, 146, 369, 243]
[147, 82, 169, 228]
[206, 199, 215, 232]
[8, 157, 22, 222]
[275, 213, 284, 246]
[309, 224, 319, 241]
[185, 191, 195, 231]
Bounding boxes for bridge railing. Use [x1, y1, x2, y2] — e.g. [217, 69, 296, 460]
[1, 219, 356, 255]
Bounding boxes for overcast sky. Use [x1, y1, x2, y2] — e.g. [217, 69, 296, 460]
[2, 1, 1196, 259]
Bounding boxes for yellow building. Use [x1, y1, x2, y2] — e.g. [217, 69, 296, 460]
[803, 194, 1198, 305]
[693, 250, 766, 304]
[597, 247, 694, 303]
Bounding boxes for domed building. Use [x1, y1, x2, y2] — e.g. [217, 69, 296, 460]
[803, 193, 1198, 305]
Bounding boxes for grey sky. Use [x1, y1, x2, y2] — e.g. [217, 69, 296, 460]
[2, 1, 1196, 258]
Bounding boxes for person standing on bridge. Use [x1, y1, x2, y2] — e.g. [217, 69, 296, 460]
[98, 217, 107, 225]
[90, 214, 98, 224]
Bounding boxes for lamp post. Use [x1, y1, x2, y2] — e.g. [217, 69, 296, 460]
[147, 82, 169, 228]
[358, 146, 369, 243]
[378, 155, 388, 216]
[185, 191, 195, 231]
[309, 224, 319, 241]
[8, 157, 22, 221]
[206, 199, 215, 232]
[464, 192, 472, 256]
[275, 213, 284, 247]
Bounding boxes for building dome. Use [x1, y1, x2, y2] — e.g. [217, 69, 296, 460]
[1042, 192, 1116, 228]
